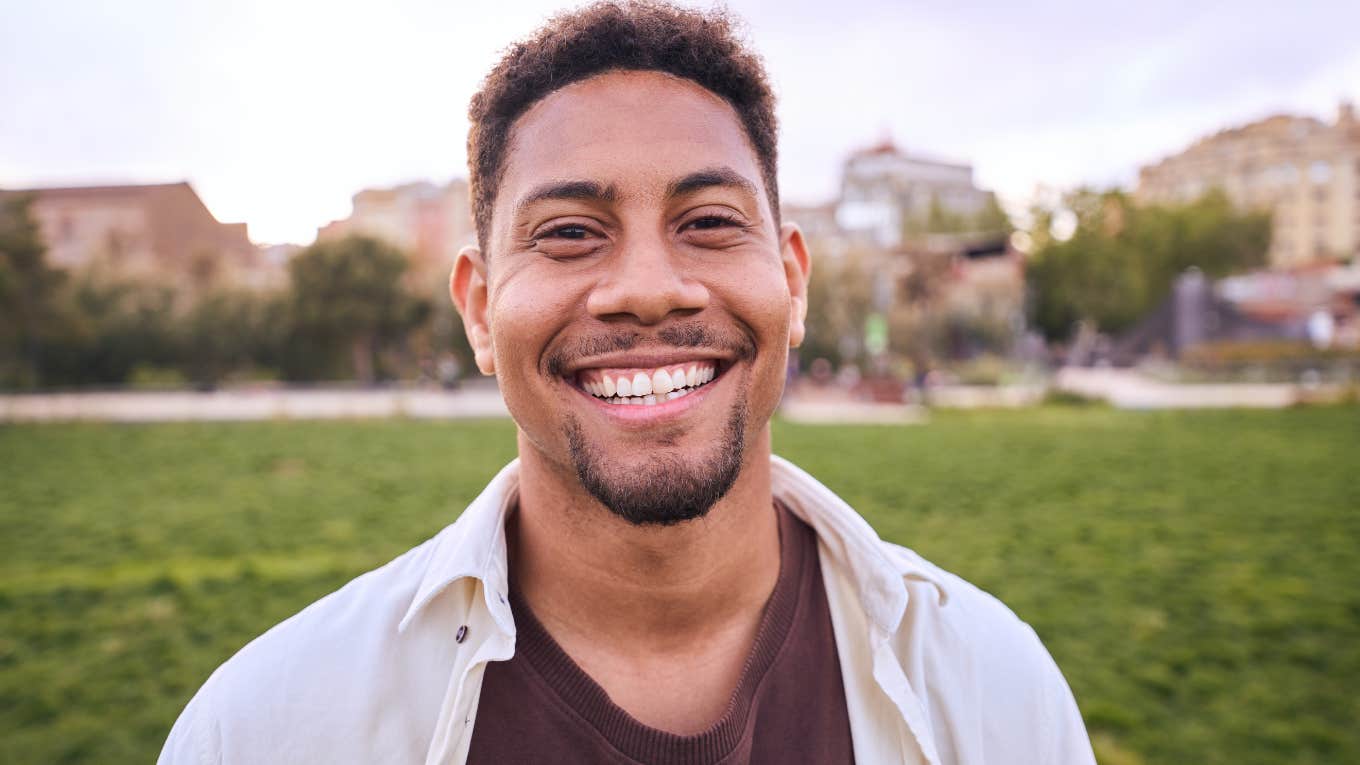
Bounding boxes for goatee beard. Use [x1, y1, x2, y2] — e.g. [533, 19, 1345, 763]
[565, 399, 747, 526]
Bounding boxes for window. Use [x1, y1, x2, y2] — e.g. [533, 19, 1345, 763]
[1270, 163, 1300, 185]
[1310, 160, 1332, 185]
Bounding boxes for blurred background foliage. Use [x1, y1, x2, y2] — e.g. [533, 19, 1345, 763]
[0, 194, 463, 391]
[1026, 189, 1273, 341]
[5, 185, 1287, 392]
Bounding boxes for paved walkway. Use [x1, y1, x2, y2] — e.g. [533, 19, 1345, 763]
[927, 384, 1047, 408]
[779, 398, 928, 425]
[2, 371, 1343, 422]
[1054, 367, 1307, 409]
[0, 388, 510, 422]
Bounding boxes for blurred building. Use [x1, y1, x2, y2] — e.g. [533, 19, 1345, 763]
[784, 140, 1020, 367]
[833, 139, 999, 248]
[2, 182, 276, 290]
[892, 234, 1027, 347]
[317, 179, 474, 289]
[1137, 102, 1360, 267]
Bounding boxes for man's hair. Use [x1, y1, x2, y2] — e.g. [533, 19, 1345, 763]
[466, 0, 779, 252]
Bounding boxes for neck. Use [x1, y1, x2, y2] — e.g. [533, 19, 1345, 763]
[510, 426, 781, 656]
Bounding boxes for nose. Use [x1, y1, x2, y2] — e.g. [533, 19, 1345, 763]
[586, 233, 709, 324]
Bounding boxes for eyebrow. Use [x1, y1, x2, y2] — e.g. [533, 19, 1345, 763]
[514, 180, 618, 215]
[666, 166, 759, 200]
[511, 167, 758, 219]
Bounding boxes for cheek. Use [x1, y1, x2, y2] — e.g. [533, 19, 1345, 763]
[488, 271, 582, 379]
[487, 273, 584, 453]
[709, 262, 793, 411]
[714, 261, 792, 345]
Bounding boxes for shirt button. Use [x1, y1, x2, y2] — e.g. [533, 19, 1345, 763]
[456, 625, 468, 643]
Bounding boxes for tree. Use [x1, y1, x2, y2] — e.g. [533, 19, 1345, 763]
[1027, 189, 1270, 341]
[50, 276, 177, 386]
[0, 193, 68, 388]
[178, 288, 283, 388]
[902, 193, 1013, 239]
[888, 248, 955, 373]
[972, 194, 1013, 237]
[286, 235, 428, 383]
[799, 247, 876, 370]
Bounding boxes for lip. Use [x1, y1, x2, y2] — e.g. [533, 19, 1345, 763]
[560, 351, 734, 376]
[568, 362, 730, 427]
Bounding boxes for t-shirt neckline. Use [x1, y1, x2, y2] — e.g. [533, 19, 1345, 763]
[506, 501, 808, 764]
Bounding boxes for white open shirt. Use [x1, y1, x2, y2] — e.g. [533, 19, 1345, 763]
[160, 456, 1096, 764]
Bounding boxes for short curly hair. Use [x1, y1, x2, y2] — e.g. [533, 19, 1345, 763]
[466, 1, 779, 252]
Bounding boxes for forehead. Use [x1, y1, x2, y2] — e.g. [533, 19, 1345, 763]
[498, 70, 765, 206]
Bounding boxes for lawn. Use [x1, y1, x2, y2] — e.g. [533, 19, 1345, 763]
[2, 407, 1358, 764]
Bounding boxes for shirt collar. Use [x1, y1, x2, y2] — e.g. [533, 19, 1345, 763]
[399, 456, 944, 637]
[398, 459, 520, 635]
[770, 455, 944, 634]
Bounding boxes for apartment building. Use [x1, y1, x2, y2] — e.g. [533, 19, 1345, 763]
[834, 139, 999, 248]
[1138, 102, 1360, 267]
[2, 182, 273, 290]
[316, 179, 474, 288]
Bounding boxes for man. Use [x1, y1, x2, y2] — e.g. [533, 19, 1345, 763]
[161, 3, 1096, 763]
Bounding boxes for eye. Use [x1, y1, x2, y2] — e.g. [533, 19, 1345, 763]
[684, 214, 742, 231]
[542, 223, 591, 240]
[678, 210, 751, 250]
[528, 219, 606, 259]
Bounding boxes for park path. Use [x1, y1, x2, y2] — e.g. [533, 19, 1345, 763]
[0, 387, 510, 422]
[1053, 367, 1306, 408]
[0, 370, 1336, 422]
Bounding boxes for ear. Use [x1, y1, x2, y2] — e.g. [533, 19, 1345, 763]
[779, 222, 812, 348]
[450, 244, 496, 375]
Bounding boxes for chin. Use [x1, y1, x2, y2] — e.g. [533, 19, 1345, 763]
[564, 399, 748, 526]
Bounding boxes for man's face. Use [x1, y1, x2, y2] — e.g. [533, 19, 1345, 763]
[454, 70, 808, 525]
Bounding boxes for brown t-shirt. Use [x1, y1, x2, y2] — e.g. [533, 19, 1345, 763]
[467, 504, 855, 764]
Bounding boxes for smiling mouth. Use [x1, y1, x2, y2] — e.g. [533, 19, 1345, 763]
[572, 360, 725, 406]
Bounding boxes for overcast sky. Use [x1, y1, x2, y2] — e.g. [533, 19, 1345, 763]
[3, 0, 1357, 244]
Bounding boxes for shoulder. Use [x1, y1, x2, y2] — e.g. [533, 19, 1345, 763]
[160, 461, 521, 764]
[880, 541, 1035, 646]
[879, 541, 1057, 695]
[877, 541, 1095, 764]
[160, 538, 459, 764]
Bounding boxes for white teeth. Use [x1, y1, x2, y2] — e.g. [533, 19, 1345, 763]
[652, 369, 674, 395]
[580, 362, 721, 403]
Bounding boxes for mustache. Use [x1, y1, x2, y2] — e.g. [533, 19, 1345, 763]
[545, 322, 756, 377]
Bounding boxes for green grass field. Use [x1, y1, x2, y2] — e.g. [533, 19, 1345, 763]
[2, 407, 1358, 764]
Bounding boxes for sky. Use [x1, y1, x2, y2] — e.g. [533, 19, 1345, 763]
[2, 0, 1358, 245]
